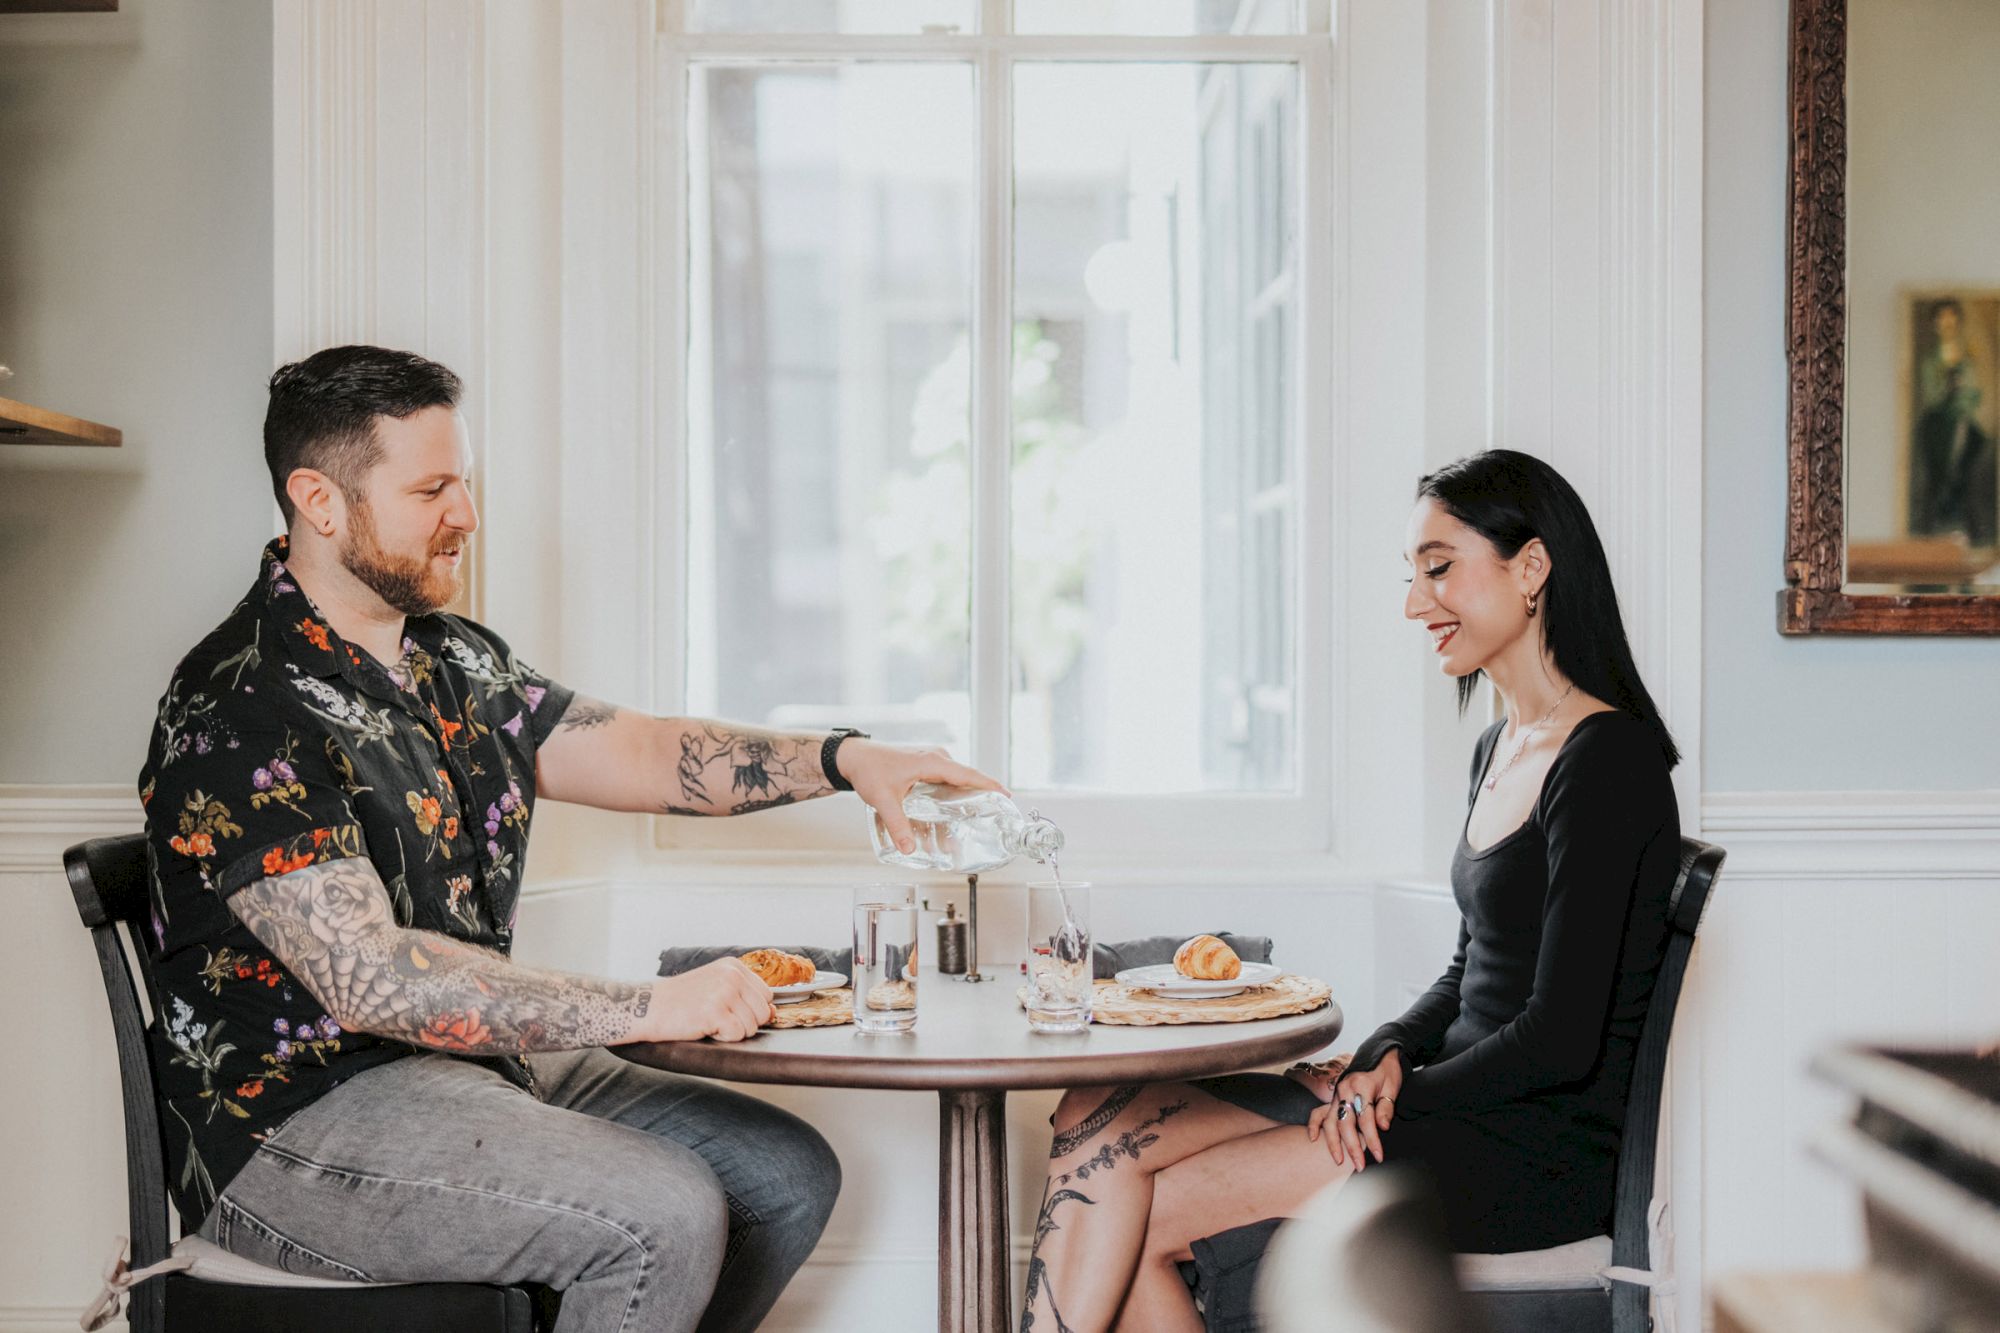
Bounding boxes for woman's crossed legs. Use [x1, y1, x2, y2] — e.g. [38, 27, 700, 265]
[1020, 1080, 1352, 1333]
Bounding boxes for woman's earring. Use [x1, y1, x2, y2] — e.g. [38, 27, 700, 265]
[1525, 590, 1540, 619]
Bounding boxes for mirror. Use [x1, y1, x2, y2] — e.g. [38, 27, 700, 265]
[1782, 0, 2000, 632]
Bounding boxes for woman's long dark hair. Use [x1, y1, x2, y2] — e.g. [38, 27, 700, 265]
[1416, 449, 1680, 769]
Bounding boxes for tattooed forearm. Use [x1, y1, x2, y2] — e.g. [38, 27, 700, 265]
[556, 697, 620, 732]
[659, 720, 835, 816]
[1049, 1086, 1142, 1158]
[230, 857, 652, 1054]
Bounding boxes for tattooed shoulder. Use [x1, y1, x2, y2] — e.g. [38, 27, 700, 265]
[556, 697, 620, 732]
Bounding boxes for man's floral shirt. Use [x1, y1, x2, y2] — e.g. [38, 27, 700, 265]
[137, 537, 572, 1228]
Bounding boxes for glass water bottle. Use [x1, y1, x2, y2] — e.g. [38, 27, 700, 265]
[869, 783, 1064, 873]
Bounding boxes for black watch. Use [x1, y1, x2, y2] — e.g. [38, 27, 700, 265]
[821, 728, 869, 792]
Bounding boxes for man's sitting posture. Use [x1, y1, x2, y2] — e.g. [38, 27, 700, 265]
[139, 345, 997, 1332]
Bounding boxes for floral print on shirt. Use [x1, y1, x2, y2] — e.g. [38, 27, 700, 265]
[138, 537, 573, 1229]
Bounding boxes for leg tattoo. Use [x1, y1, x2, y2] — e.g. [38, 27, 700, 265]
[1050, 1085, 1142, 1159]
[1022, 1095, 1190, 1332]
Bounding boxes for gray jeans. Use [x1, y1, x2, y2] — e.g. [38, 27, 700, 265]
[197, 1047, 841, 1333]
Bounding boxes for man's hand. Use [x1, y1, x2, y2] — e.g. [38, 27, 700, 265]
[1306, 1048, 1404, 1170]
[835, 739, 1007, 856]
[638, 958, 776, 1044]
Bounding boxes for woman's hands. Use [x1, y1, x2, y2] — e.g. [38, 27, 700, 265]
[1306, 1047, 1404, 1169]
[1283, 1053, 1350, 1102]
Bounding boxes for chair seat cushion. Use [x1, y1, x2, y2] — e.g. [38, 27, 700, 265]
[1454, 1233, 1612, 1291]
[174, 1236, 393, 1289]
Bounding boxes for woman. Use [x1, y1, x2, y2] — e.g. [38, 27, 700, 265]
[1019, 450, 1681, 1333]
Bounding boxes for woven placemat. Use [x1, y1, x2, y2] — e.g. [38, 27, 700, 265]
[765, 981, 917, 1030]
[1016, 974, 1332, 1026]
[767, 988, 854, 1030]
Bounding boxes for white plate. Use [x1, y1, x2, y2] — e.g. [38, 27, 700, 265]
[771, 972, 846, 1005]
[1113, 962, 1283, 1000]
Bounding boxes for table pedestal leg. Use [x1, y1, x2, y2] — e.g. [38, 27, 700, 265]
[938, 1087, 1011, 1333]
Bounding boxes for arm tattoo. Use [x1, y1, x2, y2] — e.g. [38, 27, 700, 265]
[230, 857, 651, 1054]
[659, 720, 835, 816]
[555, 697, 620, 732]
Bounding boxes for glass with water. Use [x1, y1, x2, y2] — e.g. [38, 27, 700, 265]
[851, 884, 919, 1034]
[1025, 878, 1092, 1033]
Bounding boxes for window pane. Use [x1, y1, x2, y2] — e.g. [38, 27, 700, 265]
[1012, 62, 1298, 792]
[686, 1, 976, 34]
[686, 64, 975, 751]
[1012, 0, 1299, 36]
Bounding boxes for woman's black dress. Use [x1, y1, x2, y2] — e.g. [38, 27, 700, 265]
[1196, 708, 1680, 1262]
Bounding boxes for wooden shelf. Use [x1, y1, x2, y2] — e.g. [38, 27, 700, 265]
[0, 396, 121, 448]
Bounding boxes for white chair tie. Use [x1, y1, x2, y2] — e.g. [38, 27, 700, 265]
[1598, 1197, 1677, 1333]
[79, 1234, 194, 1331]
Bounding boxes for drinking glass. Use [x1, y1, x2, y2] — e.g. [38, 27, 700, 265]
[1025, 879, 1092, 1033]
[852, 883, 919, 1034]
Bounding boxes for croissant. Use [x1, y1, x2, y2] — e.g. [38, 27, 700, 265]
[739, 949, 816, 987]
[1174, 934, 1241, 981]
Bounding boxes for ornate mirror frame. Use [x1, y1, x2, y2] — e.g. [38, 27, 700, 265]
[1782, 0, 2000, 634]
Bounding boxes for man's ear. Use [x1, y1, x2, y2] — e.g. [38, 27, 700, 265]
[286, 468, 340, 538]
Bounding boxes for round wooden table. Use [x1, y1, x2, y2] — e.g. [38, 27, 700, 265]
[616, 971, 1344, 1333]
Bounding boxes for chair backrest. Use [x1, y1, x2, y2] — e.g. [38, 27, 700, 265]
[64, 832, 172, 1333]
[1606, 835, 1726, 1326]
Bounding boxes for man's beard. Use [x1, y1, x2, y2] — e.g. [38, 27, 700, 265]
[339, 498, 463, 617]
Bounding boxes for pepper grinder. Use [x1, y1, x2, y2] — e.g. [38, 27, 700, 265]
[928, 897, 969, 975]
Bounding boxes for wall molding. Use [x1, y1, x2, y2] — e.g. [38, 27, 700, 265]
[0, 784, 140, 870]
[1702, 790, 2000, 880]
[0, 1306, 106, 1333]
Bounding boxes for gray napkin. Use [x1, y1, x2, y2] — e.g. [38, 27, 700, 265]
[659, 932, 1273, 981]
[1090, 932, 1273, 979]
[659, 945, 853, 977]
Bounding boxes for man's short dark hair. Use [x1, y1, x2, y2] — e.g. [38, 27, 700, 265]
[264, 345, 463, 525]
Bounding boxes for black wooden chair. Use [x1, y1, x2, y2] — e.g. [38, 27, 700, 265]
[1452, 836, 1726, 1333]
[1214, 835, 1726, 1333]
[65, 832, 543, 1332]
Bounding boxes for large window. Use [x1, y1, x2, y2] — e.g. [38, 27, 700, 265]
[661, 0, 1332, 851]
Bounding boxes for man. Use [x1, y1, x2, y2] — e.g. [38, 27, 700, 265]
[139, 344, 997, 1332]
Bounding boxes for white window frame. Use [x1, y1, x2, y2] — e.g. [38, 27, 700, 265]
[649, 0, 1338, 862]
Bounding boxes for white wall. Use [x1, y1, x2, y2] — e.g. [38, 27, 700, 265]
[1703, 0, 2000, 792]
[0, 0, 274, 786]
[1698, 1, 2000, 1324]
[0, 4, 272, 1328]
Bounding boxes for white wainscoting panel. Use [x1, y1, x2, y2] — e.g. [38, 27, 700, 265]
[1695, 792, 2000, 1321]
[1, 787, 142, 1333]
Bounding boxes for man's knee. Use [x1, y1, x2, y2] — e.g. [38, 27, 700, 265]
[763, 1110, 843, 1230]
[603, 1145, 731, 1288]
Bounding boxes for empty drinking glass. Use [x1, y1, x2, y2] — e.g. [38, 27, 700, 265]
[1025, 878, 1092, 1033]
[852, 884, 919, 1034]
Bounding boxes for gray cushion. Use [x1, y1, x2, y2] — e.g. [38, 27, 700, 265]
[1453, 1234, 1613, 1291]
[660, 931, 1275, 980]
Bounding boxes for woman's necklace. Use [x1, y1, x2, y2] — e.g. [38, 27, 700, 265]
[1483, 683, 1576, 791]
